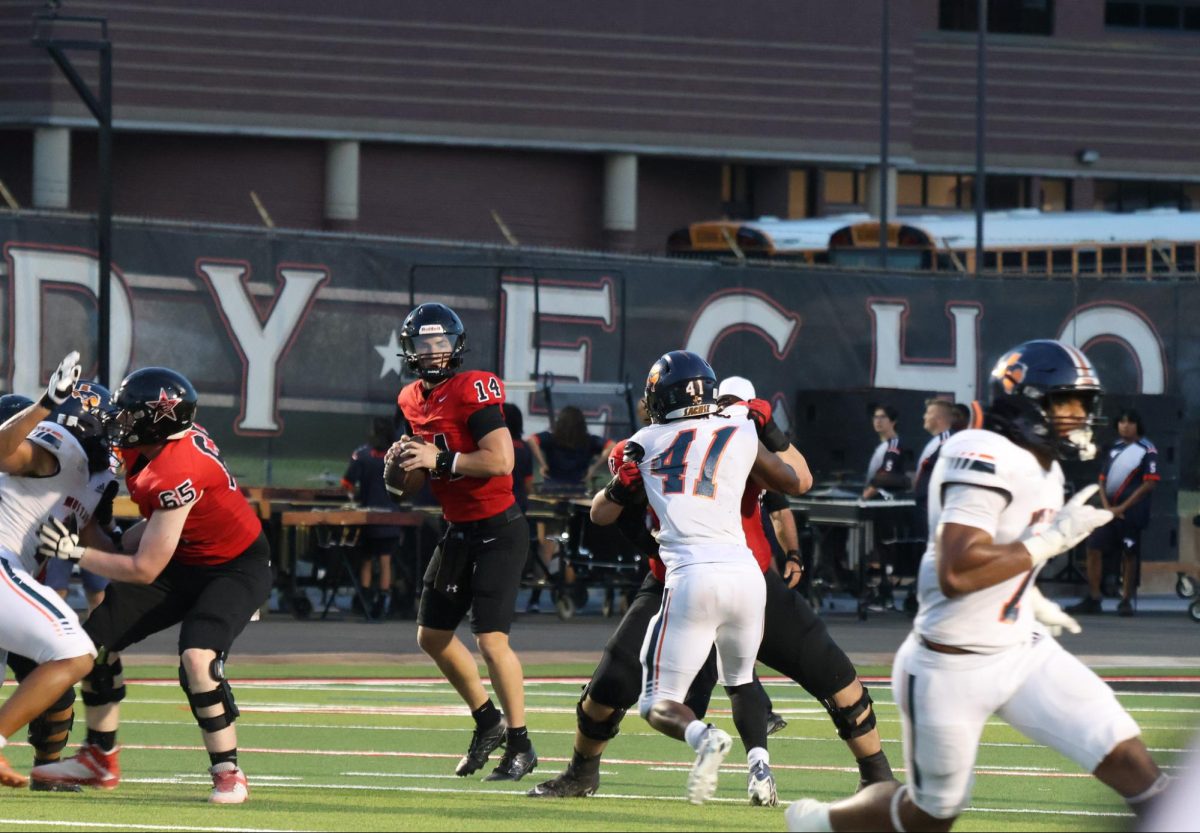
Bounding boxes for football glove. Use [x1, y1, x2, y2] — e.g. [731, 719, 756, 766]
[604, 459, 644, 507]
[1021, 485, 1112, 568]
[747, 398, 789, 452]
[1027, 587, 1081, 636]
[38, 515, 84, 564]
[39, 351, 81, 409]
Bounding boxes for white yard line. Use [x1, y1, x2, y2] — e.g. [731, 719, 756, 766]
[0, 821, 309, 833]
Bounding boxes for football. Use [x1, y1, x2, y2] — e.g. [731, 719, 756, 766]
[384, 440, 429, 500]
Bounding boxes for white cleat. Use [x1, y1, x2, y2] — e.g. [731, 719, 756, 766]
[685, 726, 732, 805]
[785, 798, 834, 832]
[208, 763, 249, 805]
[747, 760, 778, 806]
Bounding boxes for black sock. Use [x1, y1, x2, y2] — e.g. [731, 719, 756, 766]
[506, 725, 531, 753]
[209, 749, 238, 769]
[856, 750, 894, 784]
[569, 748, 600, 775]
[471, 699, 501, 732]
[87, 729, 117, 752]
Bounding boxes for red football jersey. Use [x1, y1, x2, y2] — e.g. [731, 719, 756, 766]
[120, 428, 261, 566]
[397, 370, 514, 523]
[610, 439, 770, 582]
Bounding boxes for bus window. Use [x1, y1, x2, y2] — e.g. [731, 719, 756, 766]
[982, 251, 999, 272]
[1077, 249, 1099, 275]
[1101, 247, 1123, 275]
[935, 252, 960, 271]
[1051, 249, 1073, 275]
[1177, 243, 1197, 273]
[1151, 243, 1174, 274]
[1027, 250, 1048, 275]
[828, 249, 926, 270]
[1126, 245, 1147, 275]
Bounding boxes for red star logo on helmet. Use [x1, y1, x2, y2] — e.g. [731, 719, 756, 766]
[146, 388, 181, 423]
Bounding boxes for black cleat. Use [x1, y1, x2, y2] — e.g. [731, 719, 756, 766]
[455, 718, 508, 777]
[484, 745, 538, 782]
[527, 762, 599, 797]
[766, 711, 788, 736]
[30, 778, 82, 793]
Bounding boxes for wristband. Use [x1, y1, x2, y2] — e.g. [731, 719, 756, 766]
[449, 453, 461, 475]
[785, 549, 801, 563]
[37, 393, 55, 411]
[434, 450, 455, 476]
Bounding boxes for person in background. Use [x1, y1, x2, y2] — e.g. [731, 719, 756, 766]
[911, 399, 955, 540]
[861, 405, 905, 500]
[341, 417, 401, 620]
[525, 406, 614, 612]
[503, 404, 534, 516]
[1068, 408, 1159, 617]
[951, 402, 973, 433]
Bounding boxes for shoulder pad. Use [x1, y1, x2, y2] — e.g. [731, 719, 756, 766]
[937, 430, 1018, 494]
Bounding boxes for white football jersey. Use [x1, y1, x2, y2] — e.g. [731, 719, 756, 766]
[914, 428, 1065, 653]
[0, 421, 94, 574]
[628, 413, 758, 573]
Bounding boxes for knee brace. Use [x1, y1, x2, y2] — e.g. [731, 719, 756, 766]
[179, 652, 240, 734]
[576, 689, 625, 742]
[81, 651, 126, 707]
[27, 685, 76, 758]
[821, 685, 877, 741]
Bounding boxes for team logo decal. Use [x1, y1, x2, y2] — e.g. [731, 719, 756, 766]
[146, 388, 182, 423]
[71, 383, 102, 410]
[992, 351, 1026, 394]
[646, 364, 662, 390]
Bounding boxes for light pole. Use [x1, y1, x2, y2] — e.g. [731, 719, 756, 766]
[974, 0, 987, 276]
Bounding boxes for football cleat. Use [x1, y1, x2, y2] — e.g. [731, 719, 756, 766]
[30, 743, 119, 790]
[208, 763, 249, 805]
[766, 711, 788, 736]
[30, 777, 82, 792]
[484, 745, 538, 782]
[526, 761, 599, 798]
[686, 726, 732, 805]
[0, 753, 29, 789]
[456, 718, 507, 777]
[786, 798, 833, 832]
[747, 760, 778, 807]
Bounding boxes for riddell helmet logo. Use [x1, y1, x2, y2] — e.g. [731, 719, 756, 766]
[146, 388, 182, 423]
[71, 383, 101, 410]
[994, 352, 1026, 394]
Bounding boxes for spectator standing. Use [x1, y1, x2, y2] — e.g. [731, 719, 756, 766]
[341, 417, 401, 620]
[1068, 409, 1159, 617]
[861, 405, 906, 499]
[911, 399, 955, 539]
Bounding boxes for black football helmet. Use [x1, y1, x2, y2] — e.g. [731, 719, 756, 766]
[643, 350, 720, 423]
[985, 339, 1104, 461]
[0, 393, 34, 423]
[398, 303, 468, 383]
[52, 381, 115, 472]
[105, 367, 198, 448]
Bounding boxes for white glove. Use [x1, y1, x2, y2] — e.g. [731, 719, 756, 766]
[1021, 484, 1112, 568]
[37, 516, 85, 564]
[40, 351, 82, 408]
[1028, 586, 1081, 636]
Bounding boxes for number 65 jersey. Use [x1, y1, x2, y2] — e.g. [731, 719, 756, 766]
[120, 427, 262, 567]
[914, 428, 1065, 653]
[628, 414, 759, 576]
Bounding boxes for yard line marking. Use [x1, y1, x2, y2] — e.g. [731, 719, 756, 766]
[0, 820, 309, 833]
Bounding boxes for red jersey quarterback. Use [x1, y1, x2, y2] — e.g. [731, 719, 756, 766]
[391, 302, 537, 783]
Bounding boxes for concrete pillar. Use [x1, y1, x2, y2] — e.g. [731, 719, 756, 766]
[33, 127, 70, 209]
[749, 166, 790, 218]
[866, 164, 898, 221]
[324, 140, 359, 230]
[602, 153, 637, 252]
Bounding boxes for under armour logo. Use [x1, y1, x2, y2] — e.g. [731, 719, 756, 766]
[445, 584, 458, 593]
[146, 388, 182, 423]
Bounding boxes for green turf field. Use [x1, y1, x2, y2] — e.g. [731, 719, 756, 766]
[1, 662, 1196, 831]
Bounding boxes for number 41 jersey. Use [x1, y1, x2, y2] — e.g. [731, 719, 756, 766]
[120, 427, 262, 566]
[914, 428, 1065, 653]
[628, 414, 758, 575]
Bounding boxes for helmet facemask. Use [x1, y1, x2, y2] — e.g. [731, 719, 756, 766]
[400, 331, 466, 383]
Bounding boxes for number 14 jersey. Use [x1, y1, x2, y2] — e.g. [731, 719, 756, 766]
[628, 414, 758, 575]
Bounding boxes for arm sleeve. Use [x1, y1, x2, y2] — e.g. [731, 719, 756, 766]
[467, 404, 507, 444]
[938, 483, 1008, 538]
[94, 479, 120, 527]
[761, 490, 790, 513]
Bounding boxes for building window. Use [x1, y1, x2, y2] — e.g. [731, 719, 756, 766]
[939, 0, 1055, 35]
[1093, 178, 1197, 211]
[824, 170, 865, 207]
[787, 169, 810, 218]
[897, 173, 924, 207]
[1105, 1, 1200, 30]
[1040, 178, 1070, 211]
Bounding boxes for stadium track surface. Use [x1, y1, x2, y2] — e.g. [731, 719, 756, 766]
[118, 596, 1200, 670]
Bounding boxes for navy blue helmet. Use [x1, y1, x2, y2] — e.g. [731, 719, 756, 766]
[0, 393, 34, 423]
[398, 303, 468, 383]
[986, 339, 1103, 461]
[643, 351, 720, 423]
[53, 381, 115, 472]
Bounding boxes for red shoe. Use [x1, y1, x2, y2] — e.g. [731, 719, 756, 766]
[209, 763, 249, 804]
[29, 742, 120, 790]
[0, 752, 29, 789]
